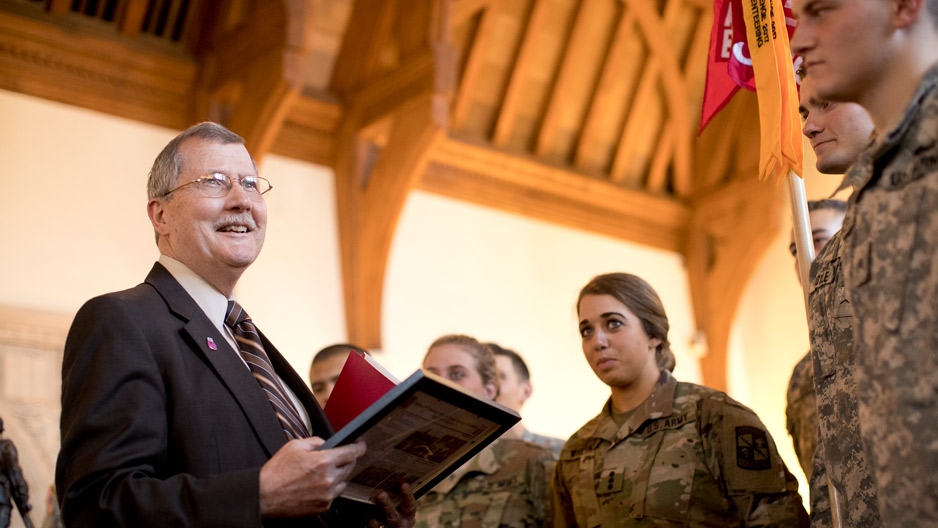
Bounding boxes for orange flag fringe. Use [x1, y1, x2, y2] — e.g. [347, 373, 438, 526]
[740, 0, 803, 182]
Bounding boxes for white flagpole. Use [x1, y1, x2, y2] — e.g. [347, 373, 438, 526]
[787, 171, 814, 306]
[786, 170, 845, 527]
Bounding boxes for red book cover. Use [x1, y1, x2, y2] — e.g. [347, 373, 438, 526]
[324, 351, 399, 431]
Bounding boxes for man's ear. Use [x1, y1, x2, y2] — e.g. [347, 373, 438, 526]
[484, 380, 499, 401]
[519, 380, 533, 404]
[893, 0, 927, 28]
[147, 198, 170, 237]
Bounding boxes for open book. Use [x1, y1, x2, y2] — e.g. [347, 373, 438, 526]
[320, 351, 520, 510]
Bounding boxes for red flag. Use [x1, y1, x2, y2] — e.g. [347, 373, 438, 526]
[699, 0, 799, 136]
[700, 0, 747, 134]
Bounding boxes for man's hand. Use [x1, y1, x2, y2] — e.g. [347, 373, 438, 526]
[368, 482, 417, 528]
[259, 437, 366, 518]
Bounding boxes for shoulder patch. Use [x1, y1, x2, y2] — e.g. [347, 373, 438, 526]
[735, 426, 771, 470]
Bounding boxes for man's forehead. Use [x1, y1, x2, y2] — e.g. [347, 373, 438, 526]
[494, 355, 517, 376]
[799, 79, 834, 114]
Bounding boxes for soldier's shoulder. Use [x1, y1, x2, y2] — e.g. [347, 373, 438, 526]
[681, 382, 765, 427]
[497, 438, 555, 463]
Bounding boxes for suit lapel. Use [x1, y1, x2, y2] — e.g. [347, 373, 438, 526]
[145, 263, 288, 456]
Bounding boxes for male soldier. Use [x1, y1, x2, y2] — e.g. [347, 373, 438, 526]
[794, 75, 880, 528]
[309, 344, 367, 408]
[785, 198, 845, 480]
[487, 343, 565, 459]
[793, 0, 938, 524]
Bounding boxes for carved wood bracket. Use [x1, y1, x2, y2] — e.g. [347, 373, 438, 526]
[331, 0, 454, 349]
[195, 0, 317, 160]
[684, 177, 782, 390]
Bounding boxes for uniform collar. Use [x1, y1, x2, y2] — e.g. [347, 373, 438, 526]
[847, 62, 938, 194]
[584, 370, 677, 441]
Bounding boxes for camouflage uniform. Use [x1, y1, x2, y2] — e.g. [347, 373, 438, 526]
[414, 437, 554, 528]
[785, 351, 817, 479]
[806, 233, 881, 528]
[840, 63, 938, 525]
[550, 370, 807, 527]
[521, 428, 566, 460]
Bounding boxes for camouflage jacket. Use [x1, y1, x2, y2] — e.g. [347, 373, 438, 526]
[839, 62, 938, 526]
[521, 428, 566, 461]
[550, 370, 807, 527]
[807, 234, 881, 528]
[785, 351, 817, 480]
[414, 437, 555, 528]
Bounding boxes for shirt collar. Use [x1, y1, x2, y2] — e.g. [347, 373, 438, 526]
[158, 255, 232, 332]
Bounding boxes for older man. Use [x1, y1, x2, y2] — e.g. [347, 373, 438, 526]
[56, 122, 416, 528]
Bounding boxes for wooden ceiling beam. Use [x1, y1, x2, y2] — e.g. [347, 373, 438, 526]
[343, 49, 439, 130]
[647, 124, 674, 192]
[534, 0, 604, 158]
[425, 137, 690, 252]
[573, 8, 637, 171]
[684, 3, 712, 119]
[610, 58, 661, 185]
[270, 93, 342, 166]
[450, 0, 490, 25]
[492, 0, 549, 147]
[398, 0, 443, 56]
[451, 4, 498, 132]
[196, 0, 315, 161]
[329, 0, 397, 93]
[0, 8, 196, 130]
[45, 0, 70, 15]
[615, 0, 692, 191]
[117, 0, 150, 37]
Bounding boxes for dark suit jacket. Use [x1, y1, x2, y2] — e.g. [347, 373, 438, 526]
[56, 263, 334, 527]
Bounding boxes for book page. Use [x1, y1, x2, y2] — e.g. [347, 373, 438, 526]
[320, 370, 520, 508]
[340, 389, 504, 505]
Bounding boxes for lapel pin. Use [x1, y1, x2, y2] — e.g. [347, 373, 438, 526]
[207, 337, 218, 350]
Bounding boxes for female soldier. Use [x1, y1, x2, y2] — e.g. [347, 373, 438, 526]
[415, 334, 555, 528]
[551, 273, 808, 527]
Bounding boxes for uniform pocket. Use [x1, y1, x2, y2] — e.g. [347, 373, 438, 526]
[640, 430, 695, 523]
[849, 185, 923, 333]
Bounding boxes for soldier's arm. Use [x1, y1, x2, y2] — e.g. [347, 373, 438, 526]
[528, 446, 556, 525]
[700, 396, 809, 527]
[549, 454, 577, 528]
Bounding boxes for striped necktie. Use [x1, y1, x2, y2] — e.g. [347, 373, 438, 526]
[225, 301, 308, 440]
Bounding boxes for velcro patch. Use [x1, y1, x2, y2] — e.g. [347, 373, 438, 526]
[594, 468, 623, 495]
[735, 426, 771, 470]
[641, 412, 691, 438]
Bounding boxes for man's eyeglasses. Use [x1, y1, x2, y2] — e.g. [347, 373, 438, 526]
[163, 173, 272, 199]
